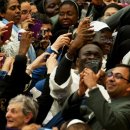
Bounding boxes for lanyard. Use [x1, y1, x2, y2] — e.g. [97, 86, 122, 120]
[2, 19, 20, 32]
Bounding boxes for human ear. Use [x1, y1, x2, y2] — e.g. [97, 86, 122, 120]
[24, 112, 33, 124]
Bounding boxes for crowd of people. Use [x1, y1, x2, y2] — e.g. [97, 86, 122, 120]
[0, 0, 130, 130]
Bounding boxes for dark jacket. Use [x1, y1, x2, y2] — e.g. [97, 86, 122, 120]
[62, 88, 130, 130]
[0, 55, 31, 130]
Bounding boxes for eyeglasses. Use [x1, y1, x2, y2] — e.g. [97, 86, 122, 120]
[21, 10, 31, 15]
[101, 38, 113, 44]
[106, 71, 130, 82]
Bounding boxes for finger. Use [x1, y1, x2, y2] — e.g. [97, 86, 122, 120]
[96, 69, 102, 79]
[62, 33, 72, 37]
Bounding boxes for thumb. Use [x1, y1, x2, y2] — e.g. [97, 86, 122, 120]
[96, 69, 102, 79]
[126, 87, 130, 92]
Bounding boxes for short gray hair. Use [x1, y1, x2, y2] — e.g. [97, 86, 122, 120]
[9, 94, 39, 123]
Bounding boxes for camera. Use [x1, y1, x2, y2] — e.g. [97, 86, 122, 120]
[85, 60, 101, 74]
[68, 25, 76, 39]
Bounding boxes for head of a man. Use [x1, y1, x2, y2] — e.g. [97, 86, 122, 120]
[105, 64, 130, 98]
[0, 0, 21, 24]
[32, 12, 53, 41]
[90, 21, 113, 55]
[6, 94, 38, 129]
[76, 43, 103, 73]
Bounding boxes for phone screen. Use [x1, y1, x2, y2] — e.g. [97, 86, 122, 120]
[2, 22, 13, 42]
[29, 20, 42, 39]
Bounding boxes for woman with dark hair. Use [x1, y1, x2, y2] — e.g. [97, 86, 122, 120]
[51, 0, 80, 43]
[100, 3, 122, 21]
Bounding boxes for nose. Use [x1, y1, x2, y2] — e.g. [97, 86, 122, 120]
[16, 7, 20, 14]
[63, 14, 67, 19]
[6, 110, 11, 118]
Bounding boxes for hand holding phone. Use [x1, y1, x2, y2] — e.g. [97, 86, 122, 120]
[1, 22, 14, 42]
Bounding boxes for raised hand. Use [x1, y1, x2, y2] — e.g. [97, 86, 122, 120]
[67, 17, 95, 57]
[21, 18, 35, 31]
[0, 25, 9, 46]
[1, 56, 14, 75]
[26, 52, 50, 75]
[82, 68, 101, 89]
[19, 31, 34, 55]
[78, 71, 88, 96]
[51, 33, 72, 51]
[46, 53, 58, 74]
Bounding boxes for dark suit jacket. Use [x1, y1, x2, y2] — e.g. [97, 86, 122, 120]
[62, 88, 130, 130]
[0, 55, 31, 130]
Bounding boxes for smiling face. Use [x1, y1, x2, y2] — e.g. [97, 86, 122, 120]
[77, 44, 103, 73]
[93, 29, 113, 55]
[6, 103, 29, 129]
[105, 67, 130, 98]
[59, 3, 79, 28]
[2, 0, 21, 24]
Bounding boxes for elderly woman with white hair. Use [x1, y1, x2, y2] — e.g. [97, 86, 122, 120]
[6, 94, 39, 130]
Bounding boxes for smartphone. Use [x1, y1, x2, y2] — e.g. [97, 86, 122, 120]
[85, 60, 101, 74]
[89, 14, 93, 22]
[68, 25, 75, 39]
[1, 22, 13, 42]
[68, 25, 74, 33]
[29, 19, 42, 39]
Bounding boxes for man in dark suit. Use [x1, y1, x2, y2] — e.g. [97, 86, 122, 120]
[62, 64, 130, 130]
